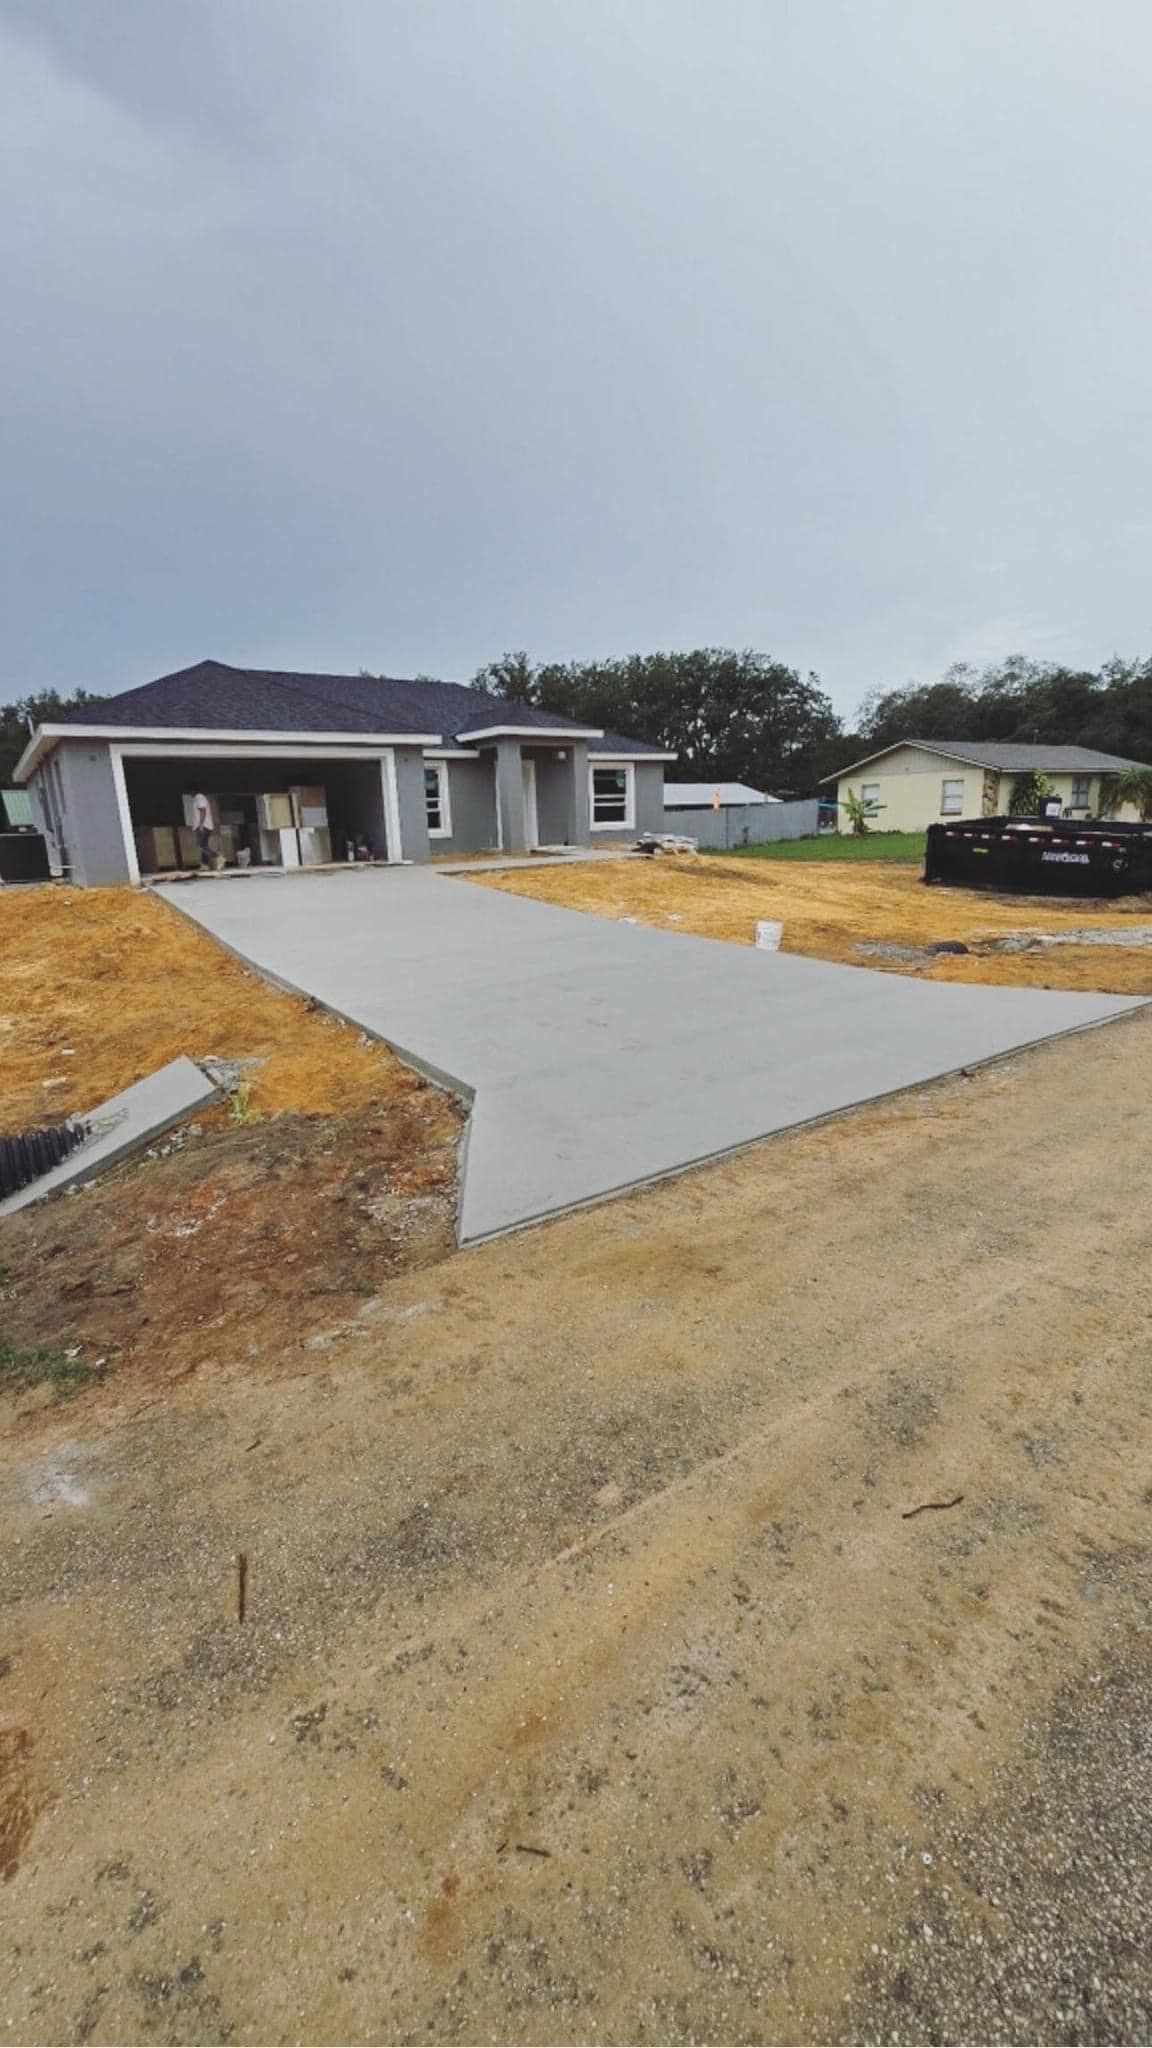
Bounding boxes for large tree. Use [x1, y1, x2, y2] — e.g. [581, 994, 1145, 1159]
[472, 648, 843, 796]
[857, 656, 1152, 762]
[0, 690, 106, 786]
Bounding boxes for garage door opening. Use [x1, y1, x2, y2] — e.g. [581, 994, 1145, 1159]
[122, 755, 396, 876]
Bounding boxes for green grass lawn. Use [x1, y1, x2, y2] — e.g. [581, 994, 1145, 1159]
[707, 831, 926, 864]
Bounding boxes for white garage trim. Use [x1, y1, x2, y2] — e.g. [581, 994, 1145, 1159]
[381, 751, 404, 862]
[109, 746, 141, 886]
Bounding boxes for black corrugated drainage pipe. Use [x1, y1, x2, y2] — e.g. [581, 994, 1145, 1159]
[0, 1120, 89, 1201]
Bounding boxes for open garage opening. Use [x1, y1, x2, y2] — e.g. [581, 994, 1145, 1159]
[122, 753, 396, 876]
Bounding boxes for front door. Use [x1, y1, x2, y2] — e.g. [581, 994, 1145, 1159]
[521, 758, 539, 848]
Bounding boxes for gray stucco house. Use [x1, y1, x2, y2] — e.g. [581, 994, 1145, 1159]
[14, 660, 674, 885]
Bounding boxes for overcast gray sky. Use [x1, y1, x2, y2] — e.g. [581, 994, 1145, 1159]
[2, 0, 1150, 717]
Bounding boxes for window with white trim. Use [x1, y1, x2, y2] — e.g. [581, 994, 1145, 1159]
[424, 762, 451, 837]
[590, 761, 635, 829]
[860, 782, 880, 806]
[1070, 775, 1091, 808]
[940, 777, 965, 816]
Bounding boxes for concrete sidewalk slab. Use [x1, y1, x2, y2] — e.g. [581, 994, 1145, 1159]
[0, 1057, 219, 1217]
[155, 870, 1144, 1242]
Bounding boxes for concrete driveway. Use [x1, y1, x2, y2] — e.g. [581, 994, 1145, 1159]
[157, 866, 1141, 1241]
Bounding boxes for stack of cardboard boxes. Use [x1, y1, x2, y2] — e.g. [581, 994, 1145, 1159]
[133, 786, 332, 873]
[256, 787, 332, 867]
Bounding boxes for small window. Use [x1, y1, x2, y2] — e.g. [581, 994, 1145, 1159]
[860, 782, 880, 805]
[1070, 775, 1091, 808]
[940, 778, 965, 816]
[424, 763, 451, 837]
[590, 762, 635, 829]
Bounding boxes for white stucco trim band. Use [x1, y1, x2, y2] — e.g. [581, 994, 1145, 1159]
[455, 724, 604, 743]
[15, 724, 442, 781]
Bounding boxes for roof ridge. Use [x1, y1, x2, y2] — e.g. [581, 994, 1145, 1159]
[244, 663, 518, 734]
[232, 664, 416, 733]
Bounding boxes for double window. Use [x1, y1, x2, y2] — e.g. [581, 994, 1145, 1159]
[590, 762, 635, 829]
[940, 778, 965, 816]
[424, 763, 451, 838]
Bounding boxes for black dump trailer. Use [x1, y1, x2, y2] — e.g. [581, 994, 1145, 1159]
[924, 816, 1152, 898]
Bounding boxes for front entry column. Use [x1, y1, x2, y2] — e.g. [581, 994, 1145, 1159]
[565, 740, 591, 844]
[493, 739, 528, 852]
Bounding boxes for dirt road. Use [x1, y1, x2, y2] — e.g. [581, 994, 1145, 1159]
[4, 1004, 1152, 2043]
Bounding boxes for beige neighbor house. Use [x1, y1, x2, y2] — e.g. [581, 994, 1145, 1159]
[825, 740, 1151, 834]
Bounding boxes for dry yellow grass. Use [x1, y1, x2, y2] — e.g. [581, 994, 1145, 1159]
[0, 885, 439, 1136]
[470, 854, 1152, 994]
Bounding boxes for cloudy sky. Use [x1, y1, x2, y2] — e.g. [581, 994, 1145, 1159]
[2, 1, 1150, 717]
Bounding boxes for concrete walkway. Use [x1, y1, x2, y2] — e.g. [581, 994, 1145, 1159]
[156, 868, 1143, 1242]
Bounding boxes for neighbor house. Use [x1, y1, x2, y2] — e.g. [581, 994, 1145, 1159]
[824, 740, 1151, 834]
[13, 661, 675, 885]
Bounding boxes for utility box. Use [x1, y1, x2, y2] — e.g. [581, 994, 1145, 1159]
[0, 832, 51, 883]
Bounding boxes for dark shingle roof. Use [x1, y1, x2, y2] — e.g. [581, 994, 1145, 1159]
[911, 740, 1150, 773]
[54, 661, 428, 735]
[591, 728, 675, 757]
[828, 738, 1152, 781]
[54, 660, 662, 752]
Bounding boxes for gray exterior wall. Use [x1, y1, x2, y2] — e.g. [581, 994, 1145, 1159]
[661, 796, 822, 848]
[393, 746, 431, 863]
[569, 741, 592, 842]
[589, 759, 666, 844]
[23, 734, 665, 882]
[34, 739, 133, 886]
[532, 749, 570, 844]
[429, 757, 499, 855]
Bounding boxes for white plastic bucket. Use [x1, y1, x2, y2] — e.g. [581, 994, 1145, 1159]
[755, 919, 783, 951]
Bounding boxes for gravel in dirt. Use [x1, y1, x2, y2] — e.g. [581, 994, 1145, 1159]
[3, 1003, 1152, 2043]
[469, 854, 1152, 993]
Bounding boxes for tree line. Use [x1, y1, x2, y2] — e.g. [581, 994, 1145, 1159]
[0, 690, 106, 786]
[4, 652, 1152, 795]
[474, 650, 1152, 795]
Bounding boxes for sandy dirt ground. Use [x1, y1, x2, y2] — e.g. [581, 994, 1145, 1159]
[0, 883, 452, 1134]
[0, 884, 463, 1395]
[470, 854, 1152, 994]
[4, 988, 1152, 2044]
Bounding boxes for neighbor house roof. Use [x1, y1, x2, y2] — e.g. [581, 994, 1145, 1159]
[664, 782, 777, 807]
[824, 739, 1150, 782]
[16, 660, 670, 779]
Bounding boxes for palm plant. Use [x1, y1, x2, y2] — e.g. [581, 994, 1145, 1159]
[1007, 771, 1054, 817]
[1098, 769, 1152, 821]
[842, 788, 880, 836]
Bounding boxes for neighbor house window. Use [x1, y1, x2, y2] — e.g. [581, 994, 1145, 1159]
[1071, 775, 1091, 808]
[940, 778, 965, 816]
[590, 762, 635, 829]
[424, 763, 451, 837]
[860, 782, 880, 807]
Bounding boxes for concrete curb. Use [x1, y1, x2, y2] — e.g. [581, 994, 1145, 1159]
[0, 1057, 220, 1217]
